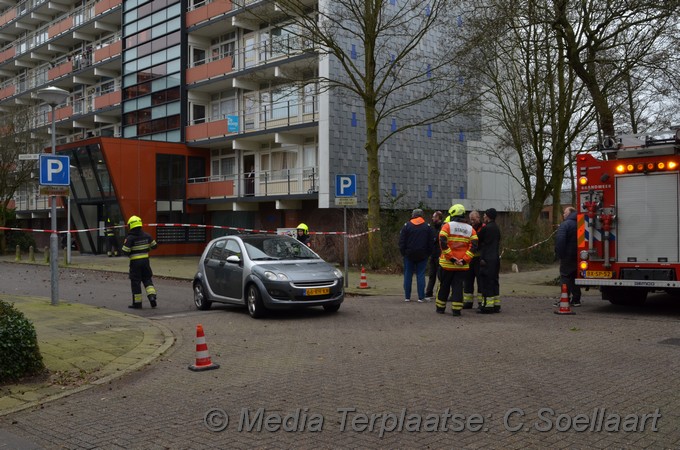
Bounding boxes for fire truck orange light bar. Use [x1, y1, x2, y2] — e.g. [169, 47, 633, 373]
[669, 161, 678, 170]
[616, 164, 625, 173]
[647, 163, 654, 170]
[658, 162, 665, 169]
[626, 164, 634, 172]
[578, 176, 587, 185]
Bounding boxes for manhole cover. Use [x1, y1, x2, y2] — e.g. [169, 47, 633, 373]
[659, 338, 680, 346]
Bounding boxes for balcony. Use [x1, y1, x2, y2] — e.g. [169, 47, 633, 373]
[186, 98, 318, 142]
[187, 167, 318, 200]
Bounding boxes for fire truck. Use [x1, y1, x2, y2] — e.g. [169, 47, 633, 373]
[575, 129, 680, 305]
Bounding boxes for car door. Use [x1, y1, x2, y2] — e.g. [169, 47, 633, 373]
[203, 239, 227, 297]
[221, 238, 244, 300]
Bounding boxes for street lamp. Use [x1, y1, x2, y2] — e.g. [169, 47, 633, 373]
[37, 86, 69, 306]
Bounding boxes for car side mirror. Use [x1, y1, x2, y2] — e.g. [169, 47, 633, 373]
[226, 255, 241, 264]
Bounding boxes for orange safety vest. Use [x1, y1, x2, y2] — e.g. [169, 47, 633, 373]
[438, 219, 478, 271]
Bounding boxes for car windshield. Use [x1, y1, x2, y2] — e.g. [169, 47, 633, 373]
[243, 236, 320, 260]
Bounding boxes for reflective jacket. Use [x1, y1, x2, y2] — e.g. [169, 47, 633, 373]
[122, 228, 157, 261]
[439, 219, 478, 271]
[105, 218, 115, 237]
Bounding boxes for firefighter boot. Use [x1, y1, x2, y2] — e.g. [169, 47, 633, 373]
[462, 292, 473, 309]
[149, 295, 157, 308]
[128, 293, 142, 309]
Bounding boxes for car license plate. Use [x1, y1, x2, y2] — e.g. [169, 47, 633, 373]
[305, 287, 330, 296]
[586, 271, 613, 278]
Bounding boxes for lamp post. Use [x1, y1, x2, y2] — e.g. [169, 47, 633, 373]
[37, 86, 69, 306]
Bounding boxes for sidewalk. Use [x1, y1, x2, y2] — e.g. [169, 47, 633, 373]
[3, 251, 564, 297]
[0, 252, 563, 416]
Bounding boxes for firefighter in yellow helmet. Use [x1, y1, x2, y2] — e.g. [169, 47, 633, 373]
[436, 204, 478, 316]
[105, 217, 119, 257]
[296, 223, 311, 247]
[121, 215, 158, 309]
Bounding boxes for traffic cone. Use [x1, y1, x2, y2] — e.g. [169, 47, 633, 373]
[188, 324, 220, 371]
[554, 284, 575, 315]
[357, 266, 369, 289]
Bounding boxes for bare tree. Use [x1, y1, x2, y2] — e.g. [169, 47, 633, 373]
[0, 106, 42, 253]
[246, 0, 477, 266]
[551, 0, 679, 140]
[456, 0, 597, 236]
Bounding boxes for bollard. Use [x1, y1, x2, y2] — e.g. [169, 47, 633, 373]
[29, 246, 35, 262]
[64, 247, 68, 265]
[44, 246, 49, 263]
[15, 244, 20, 261]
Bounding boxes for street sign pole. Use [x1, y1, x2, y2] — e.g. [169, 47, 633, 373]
[344, 206, 348, 288]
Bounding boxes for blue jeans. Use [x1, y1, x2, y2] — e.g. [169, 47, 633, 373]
[404, 257, 428, 300]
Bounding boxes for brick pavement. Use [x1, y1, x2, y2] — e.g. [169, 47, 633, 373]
[2, 293, 680, 448]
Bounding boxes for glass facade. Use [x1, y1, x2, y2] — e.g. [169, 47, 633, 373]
[122, 0, 183, 142]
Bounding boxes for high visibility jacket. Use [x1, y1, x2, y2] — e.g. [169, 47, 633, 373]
[105, 218, 115, 237]
[439, 219, 478, 271]
[122, 228, 157, 261]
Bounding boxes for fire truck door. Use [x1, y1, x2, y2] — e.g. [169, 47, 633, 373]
[616, 173, 679, 263]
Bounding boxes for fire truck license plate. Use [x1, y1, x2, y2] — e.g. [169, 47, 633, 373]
[305, 287, 330, 296]
[586, 271, 613, 278]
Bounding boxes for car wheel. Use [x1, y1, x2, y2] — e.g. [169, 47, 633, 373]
[247, 284, 266, 318]
[323, 304, 341, 313]
[193, 282, 212, 310]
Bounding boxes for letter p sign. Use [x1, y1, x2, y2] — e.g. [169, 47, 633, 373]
[39, 154, 70, 186]
[335, 174, 356, 197]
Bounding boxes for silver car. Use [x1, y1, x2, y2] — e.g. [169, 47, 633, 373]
[193, 234, 344, 318]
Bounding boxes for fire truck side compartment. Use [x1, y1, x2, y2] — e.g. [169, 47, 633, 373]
[616, 172, 679, 263]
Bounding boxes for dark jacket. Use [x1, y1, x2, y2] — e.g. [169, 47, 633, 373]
[478, 221, 500, 262]
[555, 210, 578, 271]
[399, 217, 434, 262]
[122, 228, 158, 261]
[430, 220, 443, 258]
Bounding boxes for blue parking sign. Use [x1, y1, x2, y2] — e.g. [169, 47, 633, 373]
[39, 154, 70, 186]
[336, 174, 356, 197]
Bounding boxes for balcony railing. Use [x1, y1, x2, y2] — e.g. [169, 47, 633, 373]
[187, 167, 318, 200]
[186, 97, 318, 140]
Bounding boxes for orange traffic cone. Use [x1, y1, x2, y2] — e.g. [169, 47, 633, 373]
[188, 324, 220, 371]
[554, 284, 575, 315]
[358, 266, 369, 289]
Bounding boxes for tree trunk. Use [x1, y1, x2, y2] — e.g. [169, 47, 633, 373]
[364, 105, 383, 268]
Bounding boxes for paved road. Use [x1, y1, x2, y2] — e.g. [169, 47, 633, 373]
[2, 263, 680, 448]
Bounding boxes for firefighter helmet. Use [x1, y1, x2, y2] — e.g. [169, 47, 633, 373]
[127, 215, 143, 229]
[297, 223, 309, 234]
[448, 204, 466, 218]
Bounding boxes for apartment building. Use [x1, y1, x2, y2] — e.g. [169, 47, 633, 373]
[2, 0, 520, 255]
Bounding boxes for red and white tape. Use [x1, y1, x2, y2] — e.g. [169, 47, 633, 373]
[0, 224, 381, 238]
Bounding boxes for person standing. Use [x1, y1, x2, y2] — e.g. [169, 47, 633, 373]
[555, 206, 581, 306]
[463, 210, 483, 309]
[105, 217, 119, 257]
[478, 208, 501, 313]
[296, 223, 311, 247]
[436, 204, 478, 316]
[121, 215, 158, 309]
[399, 208, 434, 303]
[424, 211, 443, 300]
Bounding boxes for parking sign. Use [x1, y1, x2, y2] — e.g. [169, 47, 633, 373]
[39, 154, 70, 186]
[335, 174, 356, 197]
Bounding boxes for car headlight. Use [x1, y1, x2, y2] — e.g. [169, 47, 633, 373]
[333, 269, 343, 278]
[264, 271, 288, 281]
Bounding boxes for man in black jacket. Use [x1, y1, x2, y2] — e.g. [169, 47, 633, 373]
[425, 211, 443, 300]
[555, 206, 581, 306]
[399, 209, 434, 302]
[478, 208, 501, 313]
